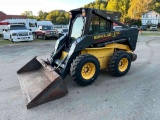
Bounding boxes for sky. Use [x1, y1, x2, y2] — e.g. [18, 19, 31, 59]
[0, 0, 94, 15]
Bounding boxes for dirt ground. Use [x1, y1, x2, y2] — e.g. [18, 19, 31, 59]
[0, 35, 160, 120]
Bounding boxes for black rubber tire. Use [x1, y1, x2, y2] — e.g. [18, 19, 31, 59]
[108, 51, 131, 77]
[43, 35, 46, 40]
[70, 54, 100, 86]
[10, 36, 13, 42]
[54, 36, 58, 40]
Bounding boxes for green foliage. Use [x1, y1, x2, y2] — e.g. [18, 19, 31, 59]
[84, 0, 108, 10]
[37, 10, 48, 21]
[151, 0, 160, 13]
[128, 0, 153, 19]
[21, 11, 33, 16]
[46, 10, 69, 25]
[21, 10, 69, 25]
[85, 0, 160, 22]
[21, 0, 160, 24]
[107, 0, 130, 22]
[21, 11, 36, 19]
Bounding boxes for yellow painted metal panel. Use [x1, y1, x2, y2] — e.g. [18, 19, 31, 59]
[81, 48, 114, 69]
[60, 51, 68, 60]
[105, 43, 132, 52]
[81, 43, 132, 69]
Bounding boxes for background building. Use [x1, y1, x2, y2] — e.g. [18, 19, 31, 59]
[0, 11, 27, 21]
[141, 10, 160, 26]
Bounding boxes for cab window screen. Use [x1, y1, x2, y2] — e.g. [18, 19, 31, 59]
[70, 16, 84, 43]
[89, 14, 111, 34]
[29, 23, 36, 27]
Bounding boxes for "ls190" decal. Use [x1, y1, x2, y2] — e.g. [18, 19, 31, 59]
[94, 31, 120, 40]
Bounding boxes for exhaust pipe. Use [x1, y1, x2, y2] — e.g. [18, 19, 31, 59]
[131, 53, 137, 61]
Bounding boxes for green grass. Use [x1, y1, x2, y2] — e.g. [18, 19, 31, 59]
[0, 37, 55, 45]
[0, 39, 11, 45]
[1, 31, 160, 45]
[139, 32, 160, 36]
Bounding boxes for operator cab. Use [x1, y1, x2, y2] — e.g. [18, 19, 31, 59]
[67, 8, 125, 48]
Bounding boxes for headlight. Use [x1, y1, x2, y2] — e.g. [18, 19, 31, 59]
[29, 32, 32, 35]
[12, 33, 17, 36]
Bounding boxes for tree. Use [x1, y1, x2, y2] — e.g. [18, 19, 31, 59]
[21, 11, 37, 19]
[154, 2, 160, 13]
[150, 0, 160, 13]
[100, 3, 106, 10]
[84, 0, 108, 10]
[107, 0, 130, 22]
[46, 11, 57, 23]
[37, 10, 48, 20]
[56, 17, 66, 24]
[46, 10, 69, 24]
[107, 0, 119, 12]
[128, 0, 152, 19]
[21, 11, 33, 16]
[64, 12, 70, 24]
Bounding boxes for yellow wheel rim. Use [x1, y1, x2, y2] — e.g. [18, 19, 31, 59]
[81, 62, 96, 80]
[118, 58, 128, 72]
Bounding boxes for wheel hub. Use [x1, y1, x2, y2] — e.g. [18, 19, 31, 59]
[81, 63, 96, 80]
[118, 58, 128, 72]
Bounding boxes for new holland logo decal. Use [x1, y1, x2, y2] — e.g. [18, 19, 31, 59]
[94, 31, 120, 40]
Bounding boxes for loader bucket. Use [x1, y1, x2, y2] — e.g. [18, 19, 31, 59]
[17, 57, 68, 109]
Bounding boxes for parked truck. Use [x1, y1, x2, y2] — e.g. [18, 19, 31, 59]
[2, 19, 37, 33]
[35, 25, 59, 40]
[3, 24, 33, 42]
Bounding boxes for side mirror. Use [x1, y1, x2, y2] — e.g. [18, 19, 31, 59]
[39, 26, 43, 30]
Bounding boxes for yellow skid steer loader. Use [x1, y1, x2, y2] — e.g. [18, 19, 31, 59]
[17, 8, 139, 109]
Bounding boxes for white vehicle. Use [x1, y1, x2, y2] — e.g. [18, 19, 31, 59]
[54, 24, 69, 30]
[58, 28, 69, 38]
[57, 28, 68, 34]
[150, 25, 157, 31]
[130, 25, 138, 29]
[113, 26, 124, 31]
[2, 19, 37, 32]
[3, 24, 33, 42]
[37, 21, 53, 27]
[0, 22, 9, 35]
